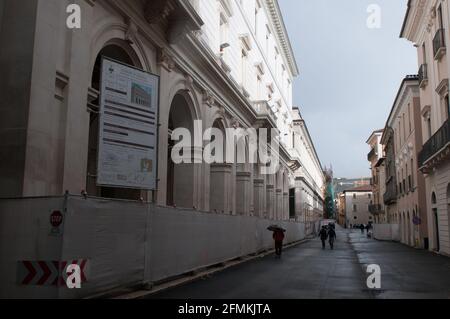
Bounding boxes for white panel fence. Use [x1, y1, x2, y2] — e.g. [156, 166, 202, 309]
[373, 224, 400, 242]
[0, 195, 318, 299]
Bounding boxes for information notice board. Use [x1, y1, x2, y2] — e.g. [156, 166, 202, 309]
[97, 57, 159, 190]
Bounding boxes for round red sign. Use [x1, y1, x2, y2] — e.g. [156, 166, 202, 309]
[50, 210, 63, 227]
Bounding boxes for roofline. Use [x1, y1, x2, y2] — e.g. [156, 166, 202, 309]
[400, 0, 412, 38]
[292, 107, 324, 175]
[265, 0, 299, 77]
[381, 75, 419, 143]
[365, 129, 384, 144]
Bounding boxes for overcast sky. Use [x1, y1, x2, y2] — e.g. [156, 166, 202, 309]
[279, 0, 418, 178]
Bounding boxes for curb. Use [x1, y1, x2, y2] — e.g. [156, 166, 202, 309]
[108, 238, 311, 300]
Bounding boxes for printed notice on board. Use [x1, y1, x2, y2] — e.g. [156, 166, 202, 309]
[97, 58, 159, 190]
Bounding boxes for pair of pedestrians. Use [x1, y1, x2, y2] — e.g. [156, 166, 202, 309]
[319, 226, 337, 250]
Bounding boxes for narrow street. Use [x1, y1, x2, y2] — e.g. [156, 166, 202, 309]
[149, 225, 450, 299]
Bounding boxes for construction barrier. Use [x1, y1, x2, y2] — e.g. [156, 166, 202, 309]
[373, 224, 400, 242]
[0, 195, 318, 299]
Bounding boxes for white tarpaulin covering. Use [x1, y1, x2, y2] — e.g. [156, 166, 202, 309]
[373, 224, 400, 242]
[0, 197, 65, 299]
[0, 195, 315, 299]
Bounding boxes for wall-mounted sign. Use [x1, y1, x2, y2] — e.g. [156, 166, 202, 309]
[50, 210, 63, 228]
[413, 215, 421, 226]
[97, 57, 160, 190]
[49, 210, 64, 236]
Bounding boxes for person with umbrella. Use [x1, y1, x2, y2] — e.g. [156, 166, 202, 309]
[268, 225, 286, 258]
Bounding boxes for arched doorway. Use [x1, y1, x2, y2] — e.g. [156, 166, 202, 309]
[167, 92, 195, 208]
[87, 42, 143, 200]
[432, 192, 440, 251]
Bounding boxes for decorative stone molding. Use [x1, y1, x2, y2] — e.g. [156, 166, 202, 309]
[144, 0, 175, 25]
[218, 0, 234, 18]
[421, 105, 431, 119]
[125, 19, 138, 45]
[202, 89, 216, 107]
[239, 33, 252, 51]
[230, 119, 240, 129]
[217, 105, 227, 118]
[157, 48, 175, 72]
[184, 74, 195, 92]
[435, 78, 449, 97]
[254, 61, 265, 76]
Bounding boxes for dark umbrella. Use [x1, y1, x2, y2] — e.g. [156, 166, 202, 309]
[267, 225, 286, 232]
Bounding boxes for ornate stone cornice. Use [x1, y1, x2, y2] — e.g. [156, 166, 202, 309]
[401, 0, 434, 42]
[263, 0, 299, 77]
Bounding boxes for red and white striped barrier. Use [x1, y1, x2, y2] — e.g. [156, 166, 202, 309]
[17, 260, 88, 287]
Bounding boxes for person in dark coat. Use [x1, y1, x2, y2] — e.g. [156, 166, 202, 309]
[360, 224, 365, 234]
[319, 226, 328, 249]
[273, 229, 285, 257]
[328, 227, 337, 250]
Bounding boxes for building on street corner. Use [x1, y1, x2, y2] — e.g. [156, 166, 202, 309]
[401, 0, 450, 255]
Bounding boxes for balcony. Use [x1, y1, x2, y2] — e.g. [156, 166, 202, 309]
[367, 147, 377, 161]
[369, 204, 383, 215]
[418, 64, 428, 88]
[433, 28, 446, 60]
[253, 100, 277, 129]
[418, 119, 450, 172]
[383, 182, 397, 205]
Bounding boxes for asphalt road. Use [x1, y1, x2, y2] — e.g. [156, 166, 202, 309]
[148, 225, 450, 299]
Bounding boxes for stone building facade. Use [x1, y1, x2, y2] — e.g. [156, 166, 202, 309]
[367, 129, 387, 224]
[0, 0, 324, 221]
[342, 186, 373, 229]
[401, 0, 450, 255]
[381, 76, 428, 248]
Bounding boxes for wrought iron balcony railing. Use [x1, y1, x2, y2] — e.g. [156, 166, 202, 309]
[418, 119, 450, 168]
[433, 28, 446, 60]
[418, 64, 428, 88]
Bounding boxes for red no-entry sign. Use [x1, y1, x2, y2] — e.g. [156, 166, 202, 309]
[50, 210, 63, 228]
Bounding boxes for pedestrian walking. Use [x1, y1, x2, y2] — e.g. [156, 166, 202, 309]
[360, 224, 365, 234]
[273, 229, 285, 258]
[328, 227, 337, 250]
[319, 226, 328, 249]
